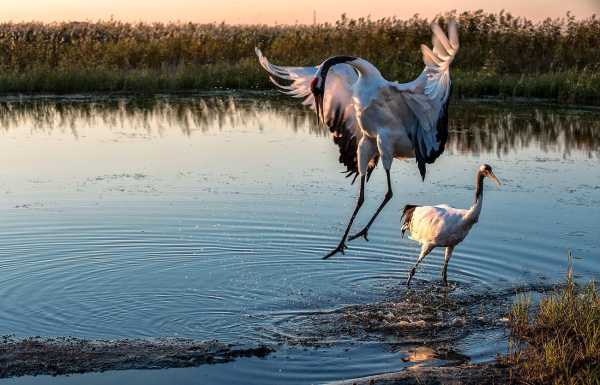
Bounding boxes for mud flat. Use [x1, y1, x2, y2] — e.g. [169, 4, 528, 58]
[0, 337, 271, 378]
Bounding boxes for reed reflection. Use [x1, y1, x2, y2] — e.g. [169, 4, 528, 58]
[448, 104, 600, 157]
[0, 94, 597, 156]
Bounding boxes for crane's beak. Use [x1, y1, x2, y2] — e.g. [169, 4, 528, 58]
[314, 91, 325, 125]
[488, 172, 501, 188]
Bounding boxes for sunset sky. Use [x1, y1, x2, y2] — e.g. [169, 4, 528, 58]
[2, 0, 598, 24]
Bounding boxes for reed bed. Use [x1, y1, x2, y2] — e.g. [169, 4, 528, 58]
[0, 11, 598, 103]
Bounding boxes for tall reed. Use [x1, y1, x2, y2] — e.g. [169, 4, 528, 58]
[0, 11, 598, 103]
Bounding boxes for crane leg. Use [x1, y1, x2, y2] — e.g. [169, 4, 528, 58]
[349, 168, 393, 242]
[442, 246, 455, 286]
[406, 244, 434, 286]
[323, 174, 366, 259]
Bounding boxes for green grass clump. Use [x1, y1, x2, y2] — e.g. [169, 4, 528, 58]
[507, 257, 600, 384]
[0, 11, 598, 102]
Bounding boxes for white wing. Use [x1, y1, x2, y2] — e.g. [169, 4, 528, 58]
[255, 47, 318, 107]
[389, 19, 459, 179]
[256, 48, 375, 182]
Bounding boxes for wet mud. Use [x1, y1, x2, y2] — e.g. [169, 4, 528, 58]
[0, 337, 271, 378]
[273, 282, 554, 345]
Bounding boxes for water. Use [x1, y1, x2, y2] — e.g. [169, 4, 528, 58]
[1, 93, 599, 384]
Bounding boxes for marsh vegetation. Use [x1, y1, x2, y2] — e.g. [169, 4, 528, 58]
[0, 11, 598, 103]
[507, 258, 600, 385]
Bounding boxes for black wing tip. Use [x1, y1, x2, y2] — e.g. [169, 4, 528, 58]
[418, 161, 426, 181]
[412, 84, 453, 179]
[331, 127, 359, 184]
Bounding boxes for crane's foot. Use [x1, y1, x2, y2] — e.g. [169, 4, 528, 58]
[406, 267, 416, 287]
[348, 227, 369, 242]
[323, 241, 348, 259]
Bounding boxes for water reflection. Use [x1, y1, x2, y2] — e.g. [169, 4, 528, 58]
[402, 346, 437, 363]
[400, 346, 469, 366]
[449, 104, 600, 157]
[0, 93, 598, 156]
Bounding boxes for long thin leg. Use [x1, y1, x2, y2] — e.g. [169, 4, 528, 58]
[442, 246, 455, 286]
[349, 168, 393, 242]
[323, 175, 366, 259]
[406, 244, 434, 286]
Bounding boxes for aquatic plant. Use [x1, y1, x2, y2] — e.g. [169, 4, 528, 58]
[507, 255, 600, 384]
[0, 11, 598, 103]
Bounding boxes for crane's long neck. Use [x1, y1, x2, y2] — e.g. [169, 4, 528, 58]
[313, 56, 382, 125]
[316, 56, 382, 84]
[349, 58, 382, 80]
[464, 171, 485, 224]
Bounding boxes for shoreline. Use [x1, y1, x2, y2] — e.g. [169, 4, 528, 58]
[0, 90, 597, 110]
[0, 336, 508, 383]
[0, 336, 510, 384]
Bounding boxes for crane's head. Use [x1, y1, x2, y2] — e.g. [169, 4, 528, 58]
[479, 164, 501, 187]
[311, 55, 356, 126]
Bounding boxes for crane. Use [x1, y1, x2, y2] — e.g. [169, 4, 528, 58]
[256, 19, 459, 259]
[402, 164, 501, 286]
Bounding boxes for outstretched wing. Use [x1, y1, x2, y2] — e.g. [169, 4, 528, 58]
[389, 19, 459, 180]
[256, 48, 375, 182]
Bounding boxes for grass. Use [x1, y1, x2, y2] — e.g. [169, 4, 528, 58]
[0, 11, 598, 103]
[0, 61, 263, 94]
[0, 66, 598, 105]
[506, 255, 600, 384]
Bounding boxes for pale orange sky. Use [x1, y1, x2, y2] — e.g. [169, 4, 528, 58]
[2, 0, 598, 24]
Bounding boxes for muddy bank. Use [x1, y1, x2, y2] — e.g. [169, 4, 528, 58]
[0, 337, 271, 378]
[327, 363, 509, 385]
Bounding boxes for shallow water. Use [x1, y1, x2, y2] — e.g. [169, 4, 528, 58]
[1, 93, 599, 384]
